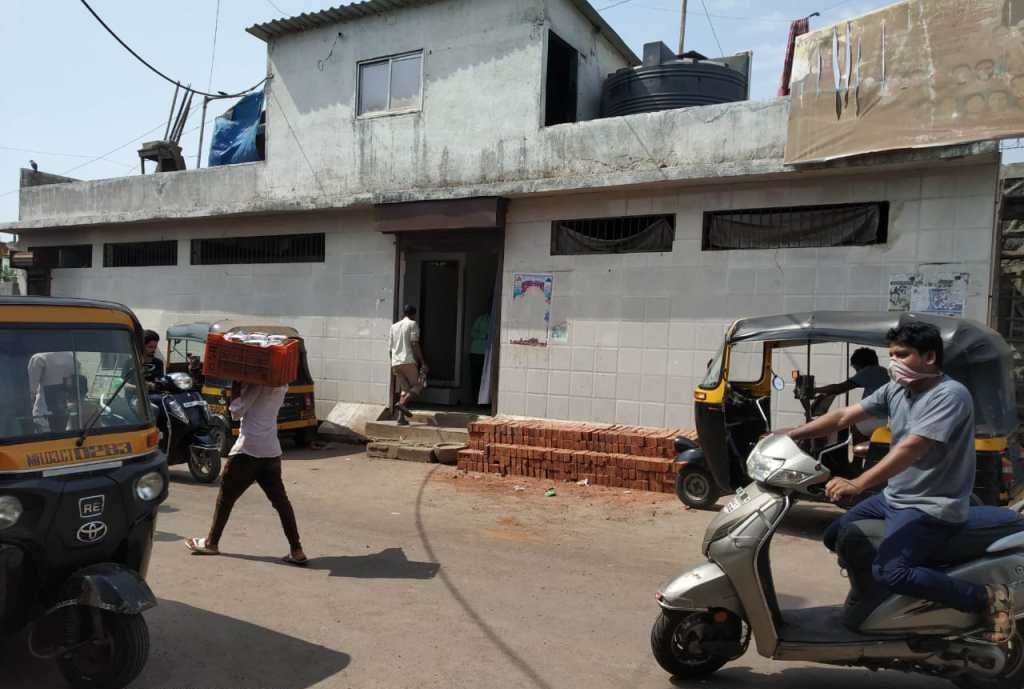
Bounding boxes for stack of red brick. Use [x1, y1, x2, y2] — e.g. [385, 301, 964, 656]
[457, 418, 699, 493]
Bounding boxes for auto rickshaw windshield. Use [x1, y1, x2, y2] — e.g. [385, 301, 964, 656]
[0, 327, 149, 443]
[700, 344, 726, 389]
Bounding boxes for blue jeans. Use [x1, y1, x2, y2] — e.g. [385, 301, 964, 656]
[831, 493, 988, 613]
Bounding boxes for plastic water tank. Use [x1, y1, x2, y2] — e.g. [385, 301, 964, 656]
[601, 42, 749, 117]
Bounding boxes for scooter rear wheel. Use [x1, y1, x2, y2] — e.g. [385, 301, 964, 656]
[953, 630, 1024, 689]
[651, 611, 734, 678]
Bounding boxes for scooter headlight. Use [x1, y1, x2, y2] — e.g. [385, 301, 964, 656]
[135, 471, 165, 501]
[165, 398, 188, 424]
[168, 373, 193, 391]
[0, 495, 23, 529]
[746, 450, 783, 483]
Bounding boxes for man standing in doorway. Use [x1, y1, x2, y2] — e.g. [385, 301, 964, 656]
[390, 304, 427, 425]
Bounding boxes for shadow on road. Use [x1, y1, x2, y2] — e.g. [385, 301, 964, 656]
[668, 664, 944, 688]
[1, 599, 351, 689]
[155, 529, 186, 543]
[220, 547, 440, 579]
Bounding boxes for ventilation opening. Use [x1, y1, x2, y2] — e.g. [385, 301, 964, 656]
[551, 214, 675, 255]
[190, 233, 326, 265]
[702, 202, 889, 251]
[545, 31, 579, 126]
[29, 245, 92, 269]
[103, 240, 178, 267]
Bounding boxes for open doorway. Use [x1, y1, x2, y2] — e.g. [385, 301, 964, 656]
[396, 230, 502, 413]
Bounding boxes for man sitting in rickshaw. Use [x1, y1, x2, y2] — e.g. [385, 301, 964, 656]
[813, 347, 889, 443]
[787, 322, 1015, 643]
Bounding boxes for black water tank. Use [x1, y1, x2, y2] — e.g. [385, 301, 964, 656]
[601, 42, 749, 117]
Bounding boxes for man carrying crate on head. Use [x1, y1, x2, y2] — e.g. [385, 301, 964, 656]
[187, 331, 308, 566]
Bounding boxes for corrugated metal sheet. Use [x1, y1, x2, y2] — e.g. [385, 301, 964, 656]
[246, 0, 639, 65]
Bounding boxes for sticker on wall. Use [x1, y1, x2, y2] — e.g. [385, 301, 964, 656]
[888, 272, 969, 317]
[549, 321, 569, 345]
[509, 272, 553, 347]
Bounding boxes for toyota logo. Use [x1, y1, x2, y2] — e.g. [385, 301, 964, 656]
[77, 521, 108, 544]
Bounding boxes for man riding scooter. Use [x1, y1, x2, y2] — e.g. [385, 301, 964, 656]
[787, 321, 1014, 643]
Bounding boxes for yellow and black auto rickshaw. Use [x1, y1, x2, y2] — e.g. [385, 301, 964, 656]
[675, 311, 1020, 510]
[0, 297, 167, 688]
[165, 320, 318, 455]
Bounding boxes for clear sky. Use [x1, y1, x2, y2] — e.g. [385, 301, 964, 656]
[0, 0, 1018, 228]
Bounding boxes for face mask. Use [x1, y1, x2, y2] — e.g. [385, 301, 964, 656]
[888, 358, 939, 387]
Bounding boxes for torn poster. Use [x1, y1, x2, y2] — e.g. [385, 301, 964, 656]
[888, 272, 969, 316]
[509, 272, 553, 347]
[786, 0, 1024, 164]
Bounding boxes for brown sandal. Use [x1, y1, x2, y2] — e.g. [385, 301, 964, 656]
[984, 585, 1015, 643]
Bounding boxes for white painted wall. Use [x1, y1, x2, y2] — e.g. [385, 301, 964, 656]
[24, 211, 394, 421]
[497, 161, 999, 429]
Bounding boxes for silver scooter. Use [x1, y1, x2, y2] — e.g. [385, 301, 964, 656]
[653, 434, 1024, 688]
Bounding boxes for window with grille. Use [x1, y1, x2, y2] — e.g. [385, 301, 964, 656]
[702, 202, 889, 251]
[551, 214, 675, 255]
[103, 240, 177, 267]
[190, 233, 326, 265]
[30, 245, 92, 269]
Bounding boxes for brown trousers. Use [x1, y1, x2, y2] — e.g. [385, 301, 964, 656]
[207, 454, 302, 550]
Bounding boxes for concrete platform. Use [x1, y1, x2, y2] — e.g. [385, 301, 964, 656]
[365, 420, 469, 445]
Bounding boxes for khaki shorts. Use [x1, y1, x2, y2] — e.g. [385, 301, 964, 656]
[393, 363, 423, 395]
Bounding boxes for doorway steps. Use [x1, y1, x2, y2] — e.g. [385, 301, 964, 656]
[364, 410, 481, 464]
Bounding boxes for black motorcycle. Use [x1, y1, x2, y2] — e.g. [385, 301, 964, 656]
[149, 374, 222, 483]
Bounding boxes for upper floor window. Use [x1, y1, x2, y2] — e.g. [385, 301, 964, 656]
[358, 51, 423, 116]
[702, 202, 889, 251]
[545, 32, 578, 126]
[30, 245, 92, 269]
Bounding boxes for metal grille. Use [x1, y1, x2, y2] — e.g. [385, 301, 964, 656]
[551, 214, 675, 255]
[103, 240, 177, 267]
[29, 245, 92, 269]
[702, 202, 889, 251]
[190, 233, 326, 265]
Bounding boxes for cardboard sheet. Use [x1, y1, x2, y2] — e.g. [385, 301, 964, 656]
[785, 0, 1024, 164]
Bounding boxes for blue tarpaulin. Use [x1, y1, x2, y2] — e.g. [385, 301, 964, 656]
[208, 91, 264, 167]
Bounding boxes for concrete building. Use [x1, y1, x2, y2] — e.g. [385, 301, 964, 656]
[3, 0, 1004, 430]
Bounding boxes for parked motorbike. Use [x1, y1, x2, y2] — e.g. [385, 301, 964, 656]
[653, 434, 1024, 688]
[149, 373, 222, 483]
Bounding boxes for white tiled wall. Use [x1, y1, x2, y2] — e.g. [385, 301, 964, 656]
[28, 210, 395, 420]
[497, 163, 998, 429]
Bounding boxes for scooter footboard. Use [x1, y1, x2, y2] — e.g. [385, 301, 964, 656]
[657, 561, 744, 617]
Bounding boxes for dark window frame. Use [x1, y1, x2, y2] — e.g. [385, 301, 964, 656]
[550, 213, 676, 255]
[544, 31, 579, 127]
[29, 244, 92, 269]
[701, 201, 890, 251]
[190, 233, 326, 265]
[103, 240, 178, 268]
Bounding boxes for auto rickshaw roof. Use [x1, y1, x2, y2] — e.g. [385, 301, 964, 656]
[727, 311, 1017, 435]
[166, 322, 216, 341]
[0, 296, 141, 330]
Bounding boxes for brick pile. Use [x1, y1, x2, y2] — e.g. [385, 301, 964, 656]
[457, 418, 699, 493]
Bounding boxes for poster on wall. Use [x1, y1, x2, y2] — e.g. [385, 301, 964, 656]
[508, 272, 553, 347]
[888, 272, 969, 317]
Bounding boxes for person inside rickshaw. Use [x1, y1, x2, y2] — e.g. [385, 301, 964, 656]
[813, 347, 889, 443]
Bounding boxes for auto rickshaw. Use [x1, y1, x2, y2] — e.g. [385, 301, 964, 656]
[675, 311, 1020, 510]
[165, 320, 318, 455]
[0, 297, 167, 688]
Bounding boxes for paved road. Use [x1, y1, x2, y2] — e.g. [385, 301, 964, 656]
[2, 448, 947, 689]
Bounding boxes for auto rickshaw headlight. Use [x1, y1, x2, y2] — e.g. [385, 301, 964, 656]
[0, 496, 23, 529]
[135, 472, 165, 501]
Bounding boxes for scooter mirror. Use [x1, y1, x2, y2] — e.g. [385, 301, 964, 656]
[772, 374, 785, 392]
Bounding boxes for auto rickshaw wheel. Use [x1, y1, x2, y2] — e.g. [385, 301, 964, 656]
[56, 611, 149, 689]
[675, 466, 720, 510]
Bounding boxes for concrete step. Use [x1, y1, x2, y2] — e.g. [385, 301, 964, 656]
[365, 420, 469, 445]
[366, 440, 465, 464]
[405, 409, 484, 429]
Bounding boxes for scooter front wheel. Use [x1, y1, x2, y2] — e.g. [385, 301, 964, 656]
[651, 611, 737, 678]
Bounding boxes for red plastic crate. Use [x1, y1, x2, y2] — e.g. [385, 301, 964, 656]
[203, 332, 300, 386]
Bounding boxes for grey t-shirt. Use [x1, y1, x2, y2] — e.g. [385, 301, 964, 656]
[860, 376, 975, 523]
[850, 365, 889, 399]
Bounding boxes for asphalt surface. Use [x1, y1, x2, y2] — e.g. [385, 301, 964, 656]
[2, 447, 948, 689]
